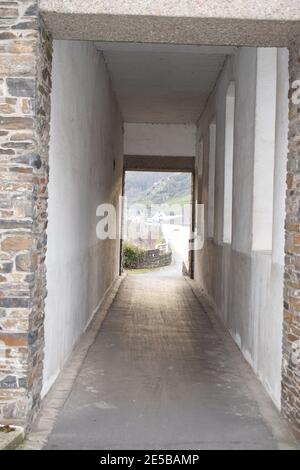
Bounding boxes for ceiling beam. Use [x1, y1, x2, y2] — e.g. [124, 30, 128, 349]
[124, 155, 195, 172]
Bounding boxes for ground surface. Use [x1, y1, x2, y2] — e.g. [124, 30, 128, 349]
[43, 274, 297, 450]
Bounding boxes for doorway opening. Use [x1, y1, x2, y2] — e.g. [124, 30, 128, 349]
[42, 41, 289, 418]
[3, 2, 298, 437]
[37, 39, 293, 441]
[121, 170, 194, 278]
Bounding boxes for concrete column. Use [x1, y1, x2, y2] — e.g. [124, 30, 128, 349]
[208, 121, 216, 238]
[283, 42, 300, 439]
[272, 49, 289, 265]
[223, 82, 235, 244]
[252, 48, 277, 251]
[0, 1, 52, 427]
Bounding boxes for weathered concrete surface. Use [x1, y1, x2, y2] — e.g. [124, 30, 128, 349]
[124, 124, 196, 153]
[44, 275, 297, 450]
[40, 1, 300, 46]
[40, 1, 300, 19]
[18, 276, 125, 450]
[96, 46, 228, 124]
[43, 39, 123, 397]
[194, 48, 288, 408]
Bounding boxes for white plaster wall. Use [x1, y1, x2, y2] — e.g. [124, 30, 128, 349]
[124, 123, 196, 156]
[223, 82, 235, 244]
[195, 47, 289, 408]
[207, 122, 216, 238]
[232, 48, 256, 254]
[252, 49, 277, 251]
[43, 40, 123, 396]
[273, 49, 289, 265]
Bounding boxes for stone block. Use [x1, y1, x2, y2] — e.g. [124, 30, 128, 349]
[0, 116, 34, 130]
[0, 99, 16, 114]
[0, 55, 35, 77]
[0, 7, 18, 19]
[0, 333, 27, 348]
[7, 78, 35, 97]
[2, 235, 32, 252]
[15, 253, 36, 272]
[0, 32, 16, 40]
[0, 261, 13, 274]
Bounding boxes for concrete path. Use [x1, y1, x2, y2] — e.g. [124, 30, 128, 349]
[44, 275, 297, 450]
[140, 260, 182, 277]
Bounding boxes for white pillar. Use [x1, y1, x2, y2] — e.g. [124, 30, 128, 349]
[252, 48, 277, 251]
[272, 48, 289, 265]
[208, 121, 216, 238]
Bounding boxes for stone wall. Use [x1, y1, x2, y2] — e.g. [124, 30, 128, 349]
[283, 42, 300, 439]
[137, 249, 172, 270]
[0, 1, 52, 427]
[124, 247, 172, 270]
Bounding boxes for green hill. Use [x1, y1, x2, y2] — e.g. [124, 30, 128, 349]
[125, 172, 192, 206]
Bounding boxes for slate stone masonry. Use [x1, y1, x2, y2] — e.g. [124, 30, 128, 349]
[283, 41, 300, 439]
[0, 0, 52, 427]
[128, 249, 172, 270]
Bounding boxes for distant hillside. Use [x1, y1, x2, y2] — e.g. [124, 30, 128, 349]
[125, 172, 192, 206]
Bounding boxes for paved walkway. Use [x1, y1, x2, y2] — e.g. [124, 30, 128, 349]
[44, 275, 297, 450]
